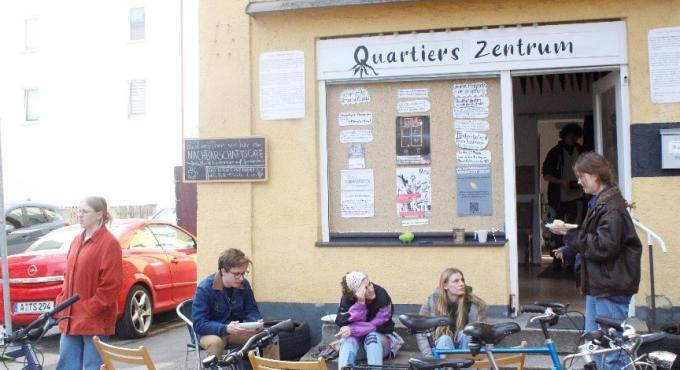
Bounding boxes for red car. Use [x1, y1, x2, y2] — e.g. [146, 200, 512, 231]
[0, 219, 197, 338]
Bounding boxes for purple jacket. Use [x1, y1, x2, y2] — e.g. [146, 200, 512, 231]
[335, 283, 394, 337]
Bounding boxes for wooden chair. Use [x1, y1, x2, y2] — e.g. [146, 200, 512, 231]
[443, 340, 527, 370]
[93, 336, 157, 370]
[249, 351, 328, 370]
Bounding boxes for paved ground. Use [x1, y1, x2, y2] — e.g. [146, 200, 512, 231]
[0, 311, 195, 369]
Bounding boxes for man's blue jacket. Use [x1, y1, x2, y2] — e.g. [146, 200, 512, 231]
[192, 272, 262, 338]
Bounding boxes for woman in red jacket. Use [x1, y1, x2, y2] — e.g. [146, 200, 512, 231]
[56, 196, 123, 370]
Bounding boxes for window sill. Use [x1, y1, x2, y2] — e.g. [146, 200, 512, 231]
[316, 232, 507, 247]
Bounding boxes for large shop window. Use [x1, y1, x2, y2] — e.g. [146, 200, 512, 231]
[324, 78, 505, 245]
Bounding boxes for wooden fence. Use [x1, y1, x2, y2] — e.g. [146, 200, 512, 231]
[61, 204, 158, 225]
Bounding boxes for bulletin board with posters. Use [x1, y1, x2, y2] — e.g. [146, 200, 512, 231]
[326, 78, 505, 235]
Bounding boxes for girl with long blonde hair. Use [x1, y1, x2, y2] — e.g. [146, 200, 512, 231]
[416, 268, 487, 356]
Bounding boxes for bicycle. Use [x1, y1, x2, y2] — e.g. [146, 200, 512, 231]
[202, 319, 297, 369]
[400, 302, 573, 369]
[563, 315, 669, 369]
[202, 319, 475, 370]
[401, 301, 668, 370]
[1, 294, 80, 370]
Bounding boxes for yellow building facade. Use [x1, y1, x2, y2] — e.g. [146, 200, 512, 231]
[196, 0, 680, 327]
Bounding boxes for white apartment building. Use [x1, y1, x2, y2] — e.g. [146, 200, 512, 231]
[0, 0, 197, 207]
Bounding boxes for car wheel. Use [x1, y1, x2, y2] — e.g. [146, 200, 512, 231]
[116, 284, 153, 338]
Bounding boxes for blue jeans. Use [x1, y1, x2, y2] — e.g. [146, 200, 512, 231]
[435, 333, 471, 369]
[56, 334, 106, 370]
[338, 332, 388, 370]
[435, 331, 471, 351]
[585, 295, 631, 369]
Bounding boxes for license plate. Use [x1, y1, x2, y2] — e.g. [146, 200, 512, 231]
[14, 301, 54, 314]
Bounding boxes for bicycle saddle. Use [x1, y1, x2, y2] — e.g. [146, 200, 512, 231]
[399, 314, 452, 332]
[408, 357, 475, 370]
[463, 322, 521, 345]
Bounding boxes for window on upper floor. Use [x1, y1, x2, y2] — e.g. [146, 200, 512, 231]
[128, 79, 146, 118]
[24, 18, 38, 51]
[24, 88, 39, 121]
[129, 7, 145, 41]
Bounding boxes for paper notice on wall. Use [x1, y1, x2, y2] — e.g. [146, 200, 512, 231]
[456, 166, 492, 216]
[669, 141, 680, 154]
[339, 112, 373, 126]
[453, 96, 489, 119]
[401, 218, 429, 227]
[259, 51, 305, 120]
[340, 129, 373, 143]
[347, 144, 366, 169]
[453, 82, 488, 97]
[397, 99, 431, 114]
[455, 130, 489, 150]
[457, 149, 491, 165]
[455, 119, 489, 132]
[340, 88, 370, 105]
[396, 116, 431, 165]
[648, 27, 680, 103]
[398, 88, 429, 99]
[340, 169, 374, 218]
[396, 167, 432, 218]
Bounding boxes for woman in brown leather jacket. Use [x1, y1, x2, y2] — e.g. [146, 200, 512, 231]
[551, 152, 642, 368]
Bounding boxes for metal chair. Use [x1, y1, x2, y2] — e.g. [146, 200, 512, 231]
[93, 336, 156, 370]
[248, 351, 328, 370]
[176, 299, 202, 369]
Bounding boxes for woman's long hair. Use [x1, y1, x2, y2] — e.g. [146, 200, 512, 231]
[433, 268, 486, 339]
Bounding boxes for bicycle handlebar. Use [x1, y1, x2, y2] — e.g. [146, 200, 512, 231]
[594, 315, 623, 332]
[520, 304, 546, 314]
[5, 294, 80, 343]
[221, 319, 295, 366]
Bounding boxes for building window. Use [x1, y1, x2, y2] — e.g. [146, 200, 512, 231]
[25, 18, 38, 50]
[129, 7, 145, 41]
[128, 79, 146, 118]
[24, 88, 39, 121]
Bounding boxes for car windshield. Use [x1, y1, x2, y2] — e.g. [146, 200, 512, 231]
[23, 224, 126, 252]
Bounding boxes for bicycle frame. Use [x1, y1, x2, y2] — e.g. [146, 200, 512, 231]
[4, 341, 43, 370]
[427, 308, 563, 370]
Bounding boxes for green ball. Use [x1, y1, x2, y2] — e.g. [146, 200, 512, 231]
[399, 231, 414, 243]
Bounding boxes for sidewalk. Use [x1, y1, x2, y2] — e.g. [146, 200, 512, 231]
[1, 313, 188, 370]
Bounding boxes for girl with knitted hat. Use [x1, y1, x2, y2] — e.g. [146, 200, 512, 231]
[334, 271, 400, 369]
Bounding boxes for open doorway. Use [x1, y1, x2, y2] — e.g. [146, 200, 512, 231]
[512, 70, 618, 312]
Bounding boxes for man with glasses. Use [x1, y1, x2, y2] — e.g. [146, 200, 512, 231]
[192, 248, 279, 359]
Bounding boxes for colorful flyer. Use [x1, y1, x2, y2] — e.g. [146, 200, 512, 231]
[396, 167, 432, 218]
[396, 116, 431, 165]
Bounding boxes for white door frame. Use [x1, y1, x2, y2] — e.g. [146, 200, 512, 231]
[592, 67, 632, 200]
[505, 66, 632, 313]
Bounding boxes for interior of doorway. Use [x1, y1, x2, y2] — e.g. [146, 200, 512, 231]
[512, 70, 615, 313]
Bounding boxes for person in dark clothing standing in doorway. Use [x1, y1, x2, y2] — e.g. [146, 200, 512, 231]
[542, 123, 585, 270]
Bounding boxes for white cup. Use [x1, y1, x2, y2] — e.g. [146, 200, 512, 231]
[475, 230, 488, 243]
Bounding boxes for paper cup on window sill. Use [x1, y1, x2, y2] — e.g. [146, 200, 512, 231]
[475, 230, 488, 243]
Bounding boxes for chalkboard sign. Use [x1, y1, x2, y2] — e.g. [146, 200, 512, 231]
[183, 137, 268, 182]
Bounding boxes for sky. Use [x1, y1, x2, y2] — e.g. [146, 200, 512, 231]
[0, 0, 198, 207]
